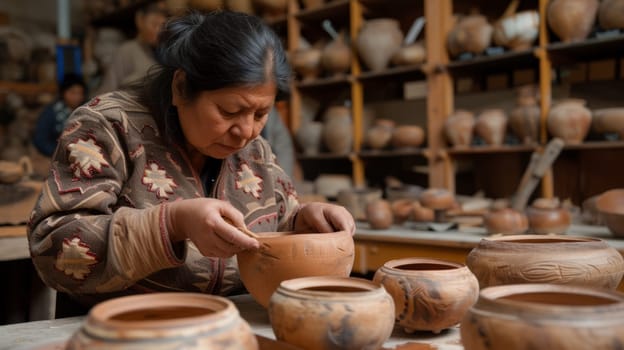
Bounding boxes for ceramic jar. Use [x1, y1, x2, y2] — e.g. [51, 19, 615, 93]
[466, 234, 624, 289]
[336, 188, 383, 221]
[366, 199, 393, 229]
[268, 276, 395, 350]
[237, 230, 354, 307]
[526, 198, 571, 234]
[365, 119, 395, 150]
[547, 0, 599, 42]
[483, 208, 529, 235]
[356, 18, 404, 71]
[591, 108, 624, 139]
[295, 121, 323, 155]
[391, 41, 426, 66]
[461, 283, 624, 350]
[412, 201, 435, 222]
[474, 109, 508, 146]
[447, 14, 493, 57]
[493, 10, 539, 51]
[598, 0, 624, 30]
[547, 99, 592, 144]
[509, 85, 540, 144]
[390, 199, 414, 224]
[373, 258, 479, 334]
[391, 125, 425, 149]
[321, 34, 351, 76]
[595, 189, 624, 238]
[445, 110, 475, 148]
[291, 47, 323, 81]
[66, 293, 258, 350]
[322, 106, 352, 154]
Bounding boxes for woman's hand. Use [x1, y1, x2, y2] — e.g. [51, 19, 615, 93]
[167, 198, 260, 258]
[293, 202, 355, 235]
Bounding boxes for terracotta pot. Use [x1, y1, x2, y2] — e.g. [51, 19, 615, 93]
[483, 208, 529, 235]
[224, 0, 254, 14]
[268, 276, 395, 350]
[595, 188, 624, 238]
[591, 108, 624, 139]
[509, 85, 540, 144]
[445, 110, 475, 148]
[66, 293, 258, 349]
[321, 34, 351, 76]
[356, 18, 404, 71]
[295, 121, 323, 155]
[373, 258, 479, 334]
[447, 14, 493, 57]
[322, 106, 352, 154]
[526, 198, 571, 234]
[598, 0, 624, 30]
[420, 188, 455, 211]
[474, 109, 508, 146]
[547, 0, 599, 43]
[466, 235, 624, 289]
[412, 201, 435, 222]
[493, 10, 539, 51]
[391, 125, 425, 149]
[365, 119, 395, 150]
[291, 47, 322, 81]
[391, 41, 426, 66]
[391, 199, 414, 224]
[366, 199, 393, 229]
[547, 99, 592, 144]
[461, 284, 624, 350]
[237, 230, 354, 308]
[336, 188, 383, 221]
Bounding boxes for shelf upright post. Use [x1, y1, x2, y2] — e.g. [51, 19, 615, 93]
[424, 0, 454, 191]
[288, 0, 302, 133]
[537, 0, 554, 198]
[350, 0, 365, 187]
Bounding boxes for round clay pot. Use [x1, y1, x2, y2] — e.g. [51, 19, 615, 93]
[591, 108, 624, 139]
[547, 99, 592, 144]
[509, 86, 540, 144]
[526, 198, 571, 234]
[466, 234, 624, 289]
[366, 199, 393, 229]
[373, 258, 479, 334]
[237, 230, 355, 308]
[291, 47, 322, 81]
[420, 188, 455, 211]
[356, 18, 404, 71]
[412, 201, 435, 222]
[595, 188, 624, 238]
[598, 0, 624, 30]
[322, 106, 352, 154]
[474, 109, 508, 146]
[483, 208, 529, 235]
[365, 119, 395, 150]
[336, 187, 383, 221]
[391, 41, 426, 66]
[445, 110, 475, 148]
[461, 283, 624, 350]
[391, 125, 425, 149]
[493, 10, 539, 51]
[447, 14, 493, 57]
[547, 0, 599, 43]
[321, 34, 351, 76]
[295, 121, 323, 155]
[66, 293, 258, 349]
[391, 199, 414, 224]
[268, 276, 395, 350]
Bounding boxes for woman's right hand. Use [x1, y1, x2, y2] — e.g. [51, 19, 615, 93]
[167, 198, 260, 258]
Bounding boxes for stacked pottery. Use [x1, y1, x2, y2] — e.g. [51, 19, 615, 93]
[547, 0, 599, 43]
[598, 0, 624, 30]
[322, 106, 352, 154]
[483, 207, 529, 235]
[591, 108, 624, 139]
[547, 99, 592, 144]
[445, 110, 476, 148]
[526, 197, 571, 234]
[447, 14, 493, 57]
[509, 85, 540, 144]
[460, 284, 624, 350]
[373, 258, 479, 334]
[474, 109, 508, 146]
[365, 119, 395, 150]
[268, 276, 395, 350]
[355, 18, 404, 71]
[66, 293, 258, 349]
[391, 125, 425, 149]
[321, 33, 351, 77]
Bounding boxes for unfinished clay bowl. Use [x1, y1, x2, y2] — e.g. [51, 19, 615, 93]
[461, 283, 624, 350]
[66, 293, 258, 349]
[237, 230, 354, 308]
[373, 258, 479, 334]
[595, 188, 624, 238]
[483, 208, 529, 235]
[466, 235, 624, 289]
[269, 276, 395, 350]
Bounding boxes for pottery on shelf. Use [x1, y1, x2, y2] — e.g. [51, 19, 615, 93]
[412, 201, 435, 222]
[366, 199, 393, 229]
[483, 208, 529, 235]
[0, 156, 31, 184]
[598, 0, 624, 30]
[314, 173, 352, 199]
[591, 108, 624, 139]
[295, 121, 323, 155]
[321, 34, 351, 77]
[66, 293, 258, 349]
[526, 197, 571, 234]
[474, 109, 508, 146]
[466, 234, 624, 290]
[322, 105, 352, 154]
[547, 0, 599, 43]
[356, 18, 404, 71]
[390, 199, 414, 224]
[365, 118, 395, 150]
[445, 110, 475, 148]
[237, 230, 355, 308]
[447, 14, 493, 57]
[268, 276, 395, 350]
[547, 99, 592, 144]
[509, 85, 540, 144]
[391, 125, 425, 149]
[460, 283, 624, 350]
[493, 10, 539, 51]
[373, 258, 479, 334]
[291, 47, 323, 81]
[391, 41, 426, 66]
[595, 188, 624, 238]
[336, 187, 383, 221]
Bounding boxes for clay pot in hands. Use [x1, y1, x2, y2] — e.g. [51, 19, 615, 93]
[66, 293, 258, 349]
[493, 10, 539, 51]
[447, 14, 493, 57]
[374, 258, 479, 334]
[474, 109, 508, 146]
[295, 121, 323, 155]
[365, 119, 395, 150]
[547, 99, 592, 144]
[526, 197, 571, 234]
[322, 106, 352, 154]
[445, 110, 475, 148]
[466, 235, 624, 289]
[547, 0, 599, 43]
[460, 284, 624, 350]
[391, 41, 426, 66]
[356, 18, 404, 71]
[321, 34, 351, 77]
[598, 0, 624, 30]
[237, 230, 354, 307]
[268, 276, 395, 350]
[291, 47, 323, 81]
[483, 208, 529, 235]
[509, 85, 541, 144]
[391, 125, 425, 149]
[366, 199, 393, 229]
[595, 188, 624, 238]
[591, 108, 624, 139]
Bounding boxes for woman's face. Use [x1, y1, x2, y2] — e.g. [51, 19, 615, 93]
[173, 76, 276, 159]
[63, 85, 85, 109]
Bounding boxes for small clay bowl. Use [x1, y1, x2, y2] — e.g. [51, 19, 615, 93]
[596, 188, 624, 238]
[237, 230, 354, 308]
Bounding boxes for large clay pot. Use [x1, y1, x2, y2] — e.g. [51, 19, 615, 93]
[447, 14, 493, 57]
[66, 293, 258, 349]
[598, 0, 624, 30]
[474, 109, 508, 146]
[493, 10, 539, 51]
[445, 110, 475, 148]
[268, 276, 395, 350]
[483, 208, 529, 235]
[509, 85, 540, 144]
[547, 99, 592, 144]
[237, 230, 354, 308]
[591, 108, 624, 139]
[356, 18, 404, 71]
[466, 235, 624, 289]
[321, 34, 351, 76]
[365, 119, 395, 150]
[595, 188, 624, 238]
[391, 125, 425, 149]
[322, 106, 352, 154]
[291, 47, 323, 81]
[526, 198, 571, 234]
[461, 284, 624, 350]
[366, 199, 393, 229]
[547, 0, 599, 43]
[373, 258, 479, 334]
[295, 121, 323, 155]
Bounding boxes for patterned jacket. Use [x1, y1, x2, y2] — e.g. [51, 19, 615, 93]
[27, 91, 299, 305]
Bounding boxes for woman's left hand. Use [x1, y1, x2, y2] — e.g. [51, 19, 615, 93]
[293, 202, 355, 235]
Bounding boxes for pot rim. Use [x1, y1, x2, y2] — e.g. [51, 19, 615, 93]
[254, 229, 350, 242]
[276, 276, 384, 300]
[381, 257, 466, 272]
[479, 234, 603, 245]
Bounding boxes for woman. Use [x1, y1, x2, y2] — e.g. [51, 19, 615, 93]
[28, 11, 354, 308]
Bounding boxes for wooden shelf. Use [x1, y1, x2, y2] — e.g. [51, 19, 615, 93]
[295, 75, 352, 89]
[296, 152, 353, 161]
[447, 144, 537, 156]
[561, 140, 624, 151]
[358, 64, 425, 82]
[547, 32, 624, 64]
[0, 81, 57, 96]
[358, 148, 425, 158]
[447, 48, 538, 76]
[294, 0, 350, 22]
[265, 14, 288, 27]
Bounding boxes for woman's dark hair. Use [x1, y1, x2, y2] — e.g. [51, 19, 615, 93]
[132, 11, 290, 143]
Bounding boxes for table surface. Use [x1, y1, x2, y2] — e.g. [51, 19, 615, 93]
[0, 294, 463, 350]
